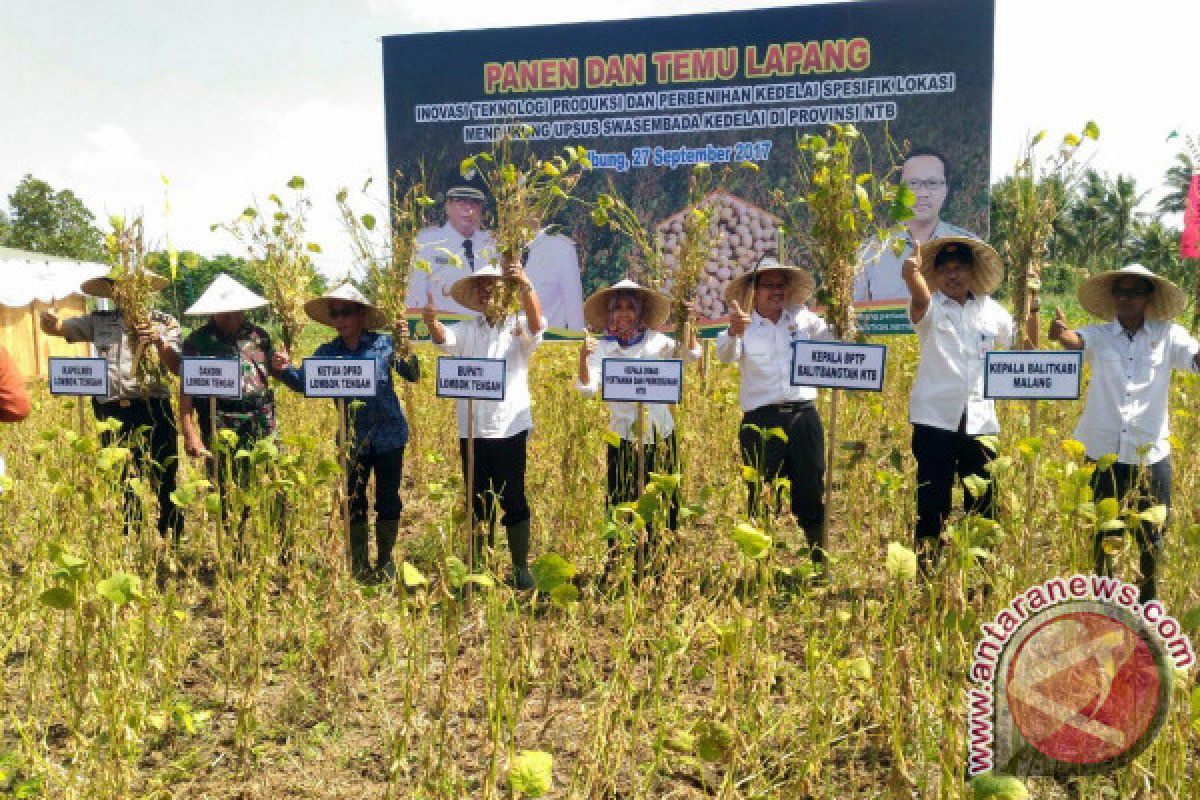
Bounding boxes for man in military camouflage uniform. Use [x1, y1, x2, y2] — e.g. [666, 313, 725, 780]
[39, 268, 185, 542]
[177, 275, 287, 536]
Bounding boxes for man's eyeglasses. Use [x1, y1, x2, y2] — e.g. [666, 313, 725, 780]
[905, 179, 947, 191]
[1111, 287, 1152, 299]
[933, 261, 969, 273]
[328, 305, 360, 318]
[755, 282, 789, 291]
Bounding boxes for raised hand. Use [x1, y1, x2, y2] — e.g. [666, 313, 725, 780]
[40, 310, 63, 336]
[271, 347, 291, 373]
[728, 300, 751, 337]
[901, 239, 922, 283]
[1048, 307, 1068, 342]
[421, 288, 438, 326]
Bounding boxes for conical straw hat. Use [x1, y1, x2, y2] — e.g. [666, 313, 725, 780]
[184, 273, 268, 315]
[304, 282, 389, 329]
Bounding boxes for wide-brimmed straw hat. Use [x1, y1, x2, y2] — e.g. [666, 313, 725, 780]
[449, 265, 508, 312]
[1077, 263, 1187, 321]
[918, 236, 1004, 295]
[184, 273, 268, 316]
[582, 279, 671, 332]
[80, 267, 169, 299]
[304, 282, 389, 329]
[723, 260, 816, 308]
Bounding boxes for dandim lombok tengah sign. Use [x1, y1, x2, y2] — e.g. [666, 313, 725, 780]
[984, 351, 1082, 400]
[302, 358, 378, 398]
[436, 357, 506, 401]
[181, 358, 243, 399]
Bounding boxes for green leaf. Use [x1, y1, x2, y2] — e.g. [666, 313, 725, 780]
[531, 553, 575, 593]
[1096, 497, 1120, 523]
[1180, 606, 1200, 635]
[360, 213, 376, 230]
[729, 522, 771, 560]
[96, 446, 131, 472]
[1137, 505, 1168, 527]
[1083, 120, 1100, 140]
[96, 573, 143, 606]
[839, 655, 873, 681]
[885, 542, 918, 582]
[400, 562, 427, 589]
[550, 583, 579, 608]
[1062, 132, 1082, 148]
[39, 587, 75, 610]
[601, 430, 621, 448]
[508, 750, 553, 797]
[963, 474, 991, 500]
[444, 556, 467, 589]
[287, 175, 306, 190]
[889, 182, 916, 222]
[693, 719, 734, 763]
[970, 772, 1030, 800]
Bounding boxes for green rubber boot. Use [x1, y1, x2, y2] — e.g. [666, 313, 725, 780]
[348, 521, 371, 581]
[375, 518, 400, 582]
[506, 519, 535, 590]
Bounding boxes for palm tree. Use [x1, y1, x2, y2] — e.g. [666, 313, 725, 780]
[1132, 219, 1188, 290]
[1157, 150, 1196, 216]
[1101, 173, 1148, 264]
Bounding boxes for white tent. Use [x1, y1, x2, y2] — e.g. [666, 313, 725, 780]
[0, 246, 109, 378]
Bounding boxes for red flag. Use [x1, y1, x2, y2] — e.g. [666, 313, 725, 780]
[1182, 173, 1200, 259]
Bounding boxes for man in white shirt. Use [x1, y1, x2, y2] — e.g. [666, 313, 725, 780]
[423, 261, 546, 589]
[407, 171, 498, 315]
[854, 149, 978, 304]
[407, 173, 585, 330]
[903, 237, 1014, 573]
[1050, 264, 1199, 601]
[715, 262, 831, 578]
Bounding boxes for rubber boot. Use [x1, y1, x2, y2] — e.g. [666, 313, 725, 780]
[375, 518, 400, 582]
[349, 521, 371, 581]
[506, 519, 535, 590]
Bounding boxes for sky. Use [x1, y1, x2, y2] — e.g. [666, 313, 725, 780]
[2, 0, 1198, 275]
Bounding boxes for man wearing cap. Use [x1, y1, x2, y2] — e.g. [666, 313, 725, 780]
[715, 261, 832, 578]
[177, 274, 288, 537]
[406, 170, 498, 316]
[1050, 264, 1200, 601]
[903, 237, 1017, 573]
[279, 283, 419, 581]
[854, 148, 977, 303]
[39, 269, 184, 543]
[422, 259, 545, 589]
[406, 172, 586, 329]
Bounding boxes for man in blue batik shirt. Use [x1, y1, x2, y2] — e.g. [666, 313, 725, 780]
[279, 284, 418, 581]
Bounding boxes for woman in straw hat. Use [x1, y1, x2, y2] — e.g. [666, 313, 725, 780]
[39, 266, 184, 544]
[903, 237, 1019, 575]
[178, 273, 289, 542]
[576, 280, 699, 581]
[278, 283, 419, 582]
[422, 259, 545, 589]
[1050, 264, 1199, 601]
[714, 260, 832, 581]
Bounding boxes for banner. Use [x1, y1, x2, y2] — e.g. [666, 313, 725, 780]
[382, 1, 994, 331]
[1181, 173, 1200, 259]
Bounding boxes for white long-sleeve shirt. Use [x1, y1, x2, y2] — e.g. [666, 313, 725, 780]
[1074, 320, 1199, 464]
[576, 330, 700, 442]
[525, 232, 586, 331]
[436, 313, 544, 439]
[909, 291, 1015, 435]
[714, 306, 832, 412]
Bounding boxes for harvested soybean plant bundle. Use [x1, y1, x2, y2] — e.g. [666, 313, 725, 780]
[218, 176, 322, 353]
[460, 130, 589, 319]
[335, 174, 436, 357]
[104, 214, 166, 390]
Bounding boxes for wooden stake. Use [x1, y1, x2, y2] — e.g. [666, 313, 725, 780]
[635, 401, 647, 495]
[822, 388, 840, 535]
[465, 397, 476, 574]
[336, 399, 351, 563]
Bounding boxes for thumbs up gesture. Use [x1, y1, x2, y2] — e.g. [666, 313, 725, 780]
[728, 299, 751, 337]
[1048, 306, 1068, 342]
[901, 239, 922, 283]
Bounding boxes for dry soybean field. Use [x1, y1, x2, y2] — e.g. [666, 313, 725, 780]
[1, 331, 1198, 799]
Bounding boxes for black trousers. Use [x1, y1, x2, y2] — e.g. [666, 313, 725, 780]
[1090, 457, 1171, 601]
[458, 431, 530, 528]
[911, 421, 996, 551]
[606, 432, 680, 531]
[94, 396, 183, 542]
[348, 446, 404, 524]
[738, 401, 825, 542]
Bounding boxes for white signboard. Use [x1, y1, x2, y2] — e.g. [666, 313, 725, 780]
[48, 357, 109, 396]
[436, 357, 506, 400]
[985, 351, 1083, 400]
[790, 341, 887, 391]
[600, 358, 684, 404]
[181, 358, 242, 398]
[302, 358, 378, 398]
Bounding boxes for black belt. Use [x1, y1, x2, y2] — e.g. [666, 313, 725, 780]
[753, 400, 814, 414]
[99, 396, 166, 409]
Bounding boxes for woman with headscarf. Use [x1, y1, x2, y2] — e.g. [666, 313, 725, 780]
[279, 283, 419, 582]
[576, 280, 699, 580]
